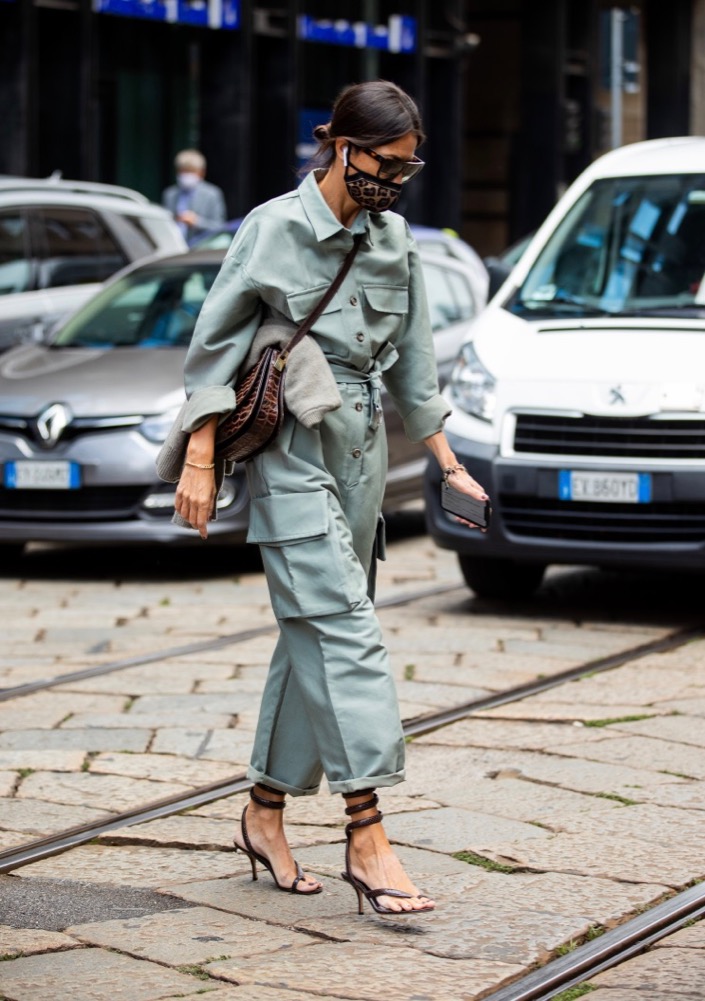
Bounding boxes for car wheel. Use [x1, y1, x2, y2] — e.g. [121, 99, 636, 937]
[458, 555, 545, 599]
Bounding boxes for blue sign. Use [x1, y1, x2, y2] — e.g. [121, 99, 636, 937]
[298, 14, 416, 54]
[93, 0, 238, 29]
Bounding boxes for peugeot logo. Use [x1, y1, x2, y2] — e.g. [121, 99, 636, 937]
[608, 385, 626, 405]
[34, 403, 72, 448]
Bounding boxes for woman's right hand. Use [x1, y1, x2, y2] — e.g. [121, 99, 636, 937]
[174, 415, 218, 539]
[175, 465, 217, 540]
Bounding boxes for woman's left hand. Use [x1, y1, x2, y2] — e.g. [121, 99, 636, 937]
[445, 465, 490, 530]
[423, 432, 490, 530]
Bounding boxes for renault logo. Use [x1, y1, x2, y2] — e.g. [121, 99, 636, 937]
[34, 403, 72, 448]
[609, 385, 626, 405]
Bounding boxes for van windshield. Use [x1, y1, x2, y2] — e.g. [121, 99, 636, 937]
[509, 173, 705, 318]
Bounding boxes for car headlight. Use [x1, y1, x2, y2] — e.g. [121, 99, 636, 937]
[140, 405, 183, 444]
[449, 342, 496, 422]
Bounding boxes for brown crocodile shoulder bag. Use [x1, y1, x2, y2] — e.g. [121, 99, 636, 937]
[214, 234, 362, 463]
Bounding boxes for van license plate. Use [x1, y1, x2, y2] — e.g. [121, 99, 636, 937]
[4, 461, 81, 490]
[559, 470, 651, 503]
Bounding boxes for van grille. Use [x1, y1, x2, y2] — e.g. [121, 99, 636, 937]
[513, 414, 705, 459]
[500, 494, 705, 544]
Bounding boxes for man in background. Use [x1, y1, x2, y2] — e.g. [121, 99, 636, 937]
[162, 149, 226, 245]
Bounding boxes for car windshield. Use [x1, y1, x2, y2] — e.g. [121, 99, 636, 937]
[51, 263, 220, 348]
[509, 173, 705, 319]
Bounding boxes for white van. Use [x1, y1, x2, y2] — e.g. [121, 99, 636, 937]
[424, 137, 705, 598]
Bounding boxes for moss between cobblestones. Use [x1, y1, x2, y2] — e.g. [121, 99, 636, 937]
[555, 925, 606, 958]
[452, 850, 517, 874]
[591, 791, 638, 806]
[583, 714, 654, 727]
[552, 986, 597, 1001]
[176, 965, 212, 980]
[174, 957, 231, 980]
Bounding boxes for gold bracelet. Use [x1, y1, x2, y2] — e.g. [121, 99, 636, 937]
[442, 463, 467, 484]
[184, 460, 215, 470]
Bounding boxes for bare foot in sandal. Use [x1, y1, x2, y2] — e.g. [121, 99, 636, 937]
[341, 791, 435, 914]
[233, 784, 322, 894]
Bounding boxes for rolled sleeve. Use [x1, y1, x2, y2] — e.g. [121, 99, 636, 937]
[402, 395, 452, 443]
[181, 386, 237, 433]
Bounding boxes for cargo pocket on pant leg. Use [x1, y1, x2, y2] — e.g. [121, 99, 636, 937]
[248, 489, 367, 619]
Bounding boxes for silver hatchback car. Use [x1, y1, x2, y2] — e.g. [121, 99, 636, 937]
[0, 247, 485, 554]
[0, 176, 187, 352]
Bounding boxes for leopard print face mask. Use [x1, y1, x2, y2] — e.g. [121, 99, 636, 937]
[342, 148, 402, 212]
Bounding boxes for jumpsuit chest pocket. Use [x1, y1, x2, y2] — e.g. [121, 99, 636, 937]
[247, 489, 366, 619]
[286, 284, 347, 359]
[362, 285, 409, 343]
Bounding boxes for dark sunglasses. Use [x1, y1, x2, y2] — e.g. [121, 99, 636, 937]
[349, 143, 425, 184]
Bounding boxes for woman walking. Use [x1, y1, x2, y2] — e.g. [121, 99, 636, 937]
[175, 80, 488, 914]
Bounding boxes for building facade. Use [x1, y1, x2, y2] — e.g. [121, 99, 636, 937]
[0, 0, 701, 256]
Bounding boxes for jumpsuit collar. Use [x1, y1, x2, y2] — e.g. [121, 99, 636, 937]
[299, 170, 374, 248]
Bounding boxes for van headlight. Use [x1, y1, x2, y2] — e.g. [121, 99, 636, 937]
[140, 406, 183, 444]
[449, 342, 496, 422]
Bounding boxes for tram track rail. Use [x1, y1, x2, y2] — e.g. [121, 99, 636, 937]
[483, 880, 705, 1001]
[1, 619, 701, 874]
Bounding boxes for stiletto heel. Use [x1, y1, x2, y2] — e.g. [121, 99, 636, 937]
[341, 792, 434, 915]
[246, 852, 257, 881]
[233, 783, 322, 895]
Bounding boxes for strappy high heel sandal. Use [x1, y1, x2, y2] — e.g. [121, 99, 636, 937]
[341, 791, 434, 915]
[233, 783, 322, 895]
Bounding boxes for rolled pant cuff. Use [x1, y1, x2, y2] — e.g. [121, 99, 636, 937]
[247, 766, 320, 798]
[328, 770, 405, 796]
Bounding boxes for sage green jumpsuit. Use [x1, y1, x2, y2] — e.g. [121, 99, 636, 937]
[182, 170, 449, 796]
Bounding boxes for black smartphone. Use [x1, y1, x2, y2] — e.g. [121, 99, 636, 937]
[440, 483, 491, 529]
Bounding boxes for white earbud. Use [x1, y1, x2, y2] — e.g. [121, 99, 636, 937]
[342, 146, 349, 166]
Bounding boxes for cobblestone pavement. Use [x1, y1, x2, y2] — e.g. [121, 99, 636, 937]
[1, 521, 704, 1000]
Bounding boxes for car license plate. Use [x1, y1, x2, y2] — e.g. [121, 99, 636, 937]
[558, 470, 651, 503]
[3, 461, 81, 490]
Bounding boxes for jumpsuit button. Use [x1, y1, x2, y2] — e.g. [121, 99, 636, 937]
[354, 401, 363, 412]
[355, 332, 365, 342]
[349, 296, 358, 306]
[351, 448, 362, 459]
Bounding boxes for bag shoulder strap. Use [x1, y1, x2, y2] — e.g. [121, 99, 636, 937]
[281, 233, 363, 357]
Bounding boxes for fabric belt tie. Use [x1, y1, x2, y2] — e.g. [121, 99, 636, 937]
[330, 342, 398, 431]
[330, 365, 384, 429]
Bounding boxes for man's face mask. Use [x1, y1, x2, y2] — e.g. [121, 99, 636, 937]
[342, 146, 403, 212]
[177, 171, 201, 191]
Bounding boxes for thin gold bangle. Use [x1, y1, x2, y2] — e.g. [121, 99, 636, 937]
[184, 460, 215, 470]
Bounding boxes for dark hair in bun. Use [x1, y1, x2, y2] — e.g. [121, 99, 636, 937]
[302, 80, 424, 174]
